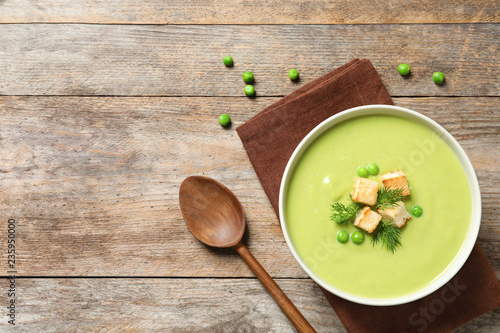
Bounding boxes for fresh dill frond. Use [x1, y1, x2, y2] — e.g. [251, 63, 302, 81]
[371, 221, 402, 253]
[375, 186, 408, 210]
[330, 202, 360, 224]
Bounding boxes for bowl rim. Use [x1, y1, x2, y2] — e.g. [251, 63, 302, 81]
[278, 104, 481, 306]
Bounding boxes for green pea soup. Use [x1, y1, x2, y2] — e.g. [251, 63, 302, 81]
[284, 114, 472, 299]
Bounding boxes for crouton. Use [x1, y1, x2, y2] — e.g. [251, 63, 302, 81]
[353, 206, 382, 233]
[379, 170, 410, 196]
[351, 177, 379, 206]
[378, 201, 412, 228]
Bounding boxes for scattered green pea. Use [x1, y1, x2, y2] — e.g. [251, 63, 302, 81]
[357, 166, 369, 178]
[433, 72, 444, 84]
[337, 230, 349, 243]
[367, 163, 379, 176]
[242, 71, 254, 83]
[218, 113, 231, 127]
[289, 69, 299, 81]
[244, 85, 255, 97]
[351, 231, 364, 244]
[223, 56, 233, 66]
[411, 205, 423, 217]
[398, 63, 410, 76]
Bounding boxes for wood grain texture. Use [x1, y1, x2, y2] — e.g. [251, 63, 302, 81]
[0, 24, 498, 97]
[0, 278, 338, 332]
[0, 0, 498, 24]
[0, 96, 498, 277]
[0, 278, 498, 332]
[234, 243, 317, 332]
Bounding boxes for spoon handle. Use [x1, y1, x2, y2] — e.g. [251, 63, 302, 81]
[235, 242, 317, 333]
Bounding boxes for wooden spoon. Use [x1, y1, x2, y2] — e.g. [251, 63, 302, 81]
[179, 176, 316, 333]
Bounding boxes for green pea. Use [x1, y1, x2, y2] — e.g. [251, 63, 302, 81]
[219, 113, 231, 127]
[398, 63, 410, 76]
[244, 85, 255, 97]
[289, 69, 299, 81]
[367, 163, 379, 176]
[351, 231, 364, 244]
[242, 71, 254, 83]
[337, 230, 349, 243]
[223, 56, 233, 66]
[357, 166, 369, 178]
[433, 72, 444, 84]
[411, 205, 423, 217]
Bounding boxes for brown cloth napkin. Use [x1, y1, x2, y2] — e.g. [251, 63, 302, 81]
[236, 59, 500, 332]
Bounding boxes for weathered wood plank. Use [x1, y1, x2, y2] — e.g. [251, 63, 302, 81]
[0, 96, 498, 277]
[0, 24, 498, 97]
[0, 278, 498, 332]
[0, 278, 338, 332]
[0, 0, 498, 24]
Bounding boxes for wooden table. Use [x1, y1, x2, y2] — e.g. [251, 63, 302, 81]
[0, 1, 498, 331]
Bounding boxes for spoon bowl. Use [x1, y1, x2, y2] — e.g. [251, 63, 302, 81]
[179, 176, 244, 248]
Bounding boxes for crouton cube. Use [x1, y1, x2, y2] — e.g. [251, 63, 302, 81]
[379, 170, 410, 196]
[378, 201, 412, 228]
[351, 177, 379, 206]
[353, 206, 382, 233]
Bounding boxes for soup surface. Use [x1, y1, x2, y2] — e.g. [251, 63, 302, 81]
[285, 114, 471, 299]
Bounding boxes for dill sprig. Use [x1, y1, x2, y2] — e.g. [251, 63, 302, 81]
[375, 186, 408, 210]
[330, 202, 360, 224]
[371, 221, 402, 253]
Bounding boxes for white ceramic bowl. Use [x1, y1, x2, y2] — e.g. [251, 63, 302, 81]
[279, 105, 481, 306]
